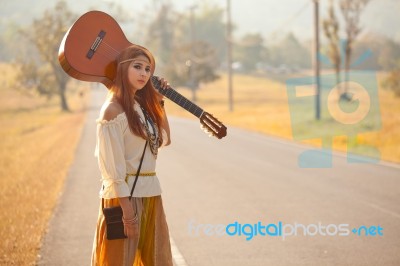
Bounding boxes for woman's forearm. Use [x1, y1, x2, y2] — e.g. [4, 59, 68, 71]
[161, 106, 171, 146]
[119, 197, 135, 218]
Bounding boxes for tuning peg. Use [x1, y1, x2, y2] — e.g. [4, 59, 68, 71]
[200, 124, 214, 138]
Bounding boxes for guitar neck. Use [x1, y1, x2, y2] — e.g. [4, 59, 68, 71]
[151, 76, 204, 118]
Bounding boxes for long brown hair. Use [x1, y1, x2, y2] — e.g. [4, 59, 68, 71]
[110, 45, 164, 144]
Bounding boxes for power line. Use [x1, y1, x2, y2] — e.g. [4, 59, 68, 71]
[270, 1, 311, 38]
[227, 0, 233, 112]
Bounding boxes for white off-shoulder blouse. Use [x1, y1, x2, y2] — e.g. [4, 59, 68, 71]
[95, 101, 167, 199]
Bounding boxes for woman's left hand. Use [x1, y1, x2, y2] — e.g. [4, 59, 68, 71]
[157, 77, 170, 89]
[155, 77, 169, 101]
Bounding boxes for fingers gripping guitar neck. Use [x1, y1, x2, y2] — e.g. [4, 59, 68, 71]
[151, 76, 204, 118]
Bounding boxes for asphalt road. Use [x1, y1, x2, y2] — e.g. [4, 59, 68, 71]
[38, 87, 400, 266]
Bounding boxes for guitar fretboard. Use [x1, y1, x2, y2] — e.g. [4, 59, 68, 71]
[151, 76, 204, 118]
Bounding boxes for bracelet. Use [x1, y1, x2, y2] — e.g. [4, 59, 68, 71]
[122, 213, 138, 225]
[122, 218, 138, 225]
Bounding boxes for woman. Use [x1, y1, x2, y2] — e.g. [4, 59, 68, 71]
[91, 45, 173, 266]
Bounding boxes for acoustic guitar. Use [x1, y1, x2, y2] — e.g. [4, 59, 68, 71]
[59, 10, 227, 139]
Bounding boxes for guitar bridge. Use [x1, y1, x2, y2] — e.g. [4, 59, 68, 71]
[86, 30, 106, 59]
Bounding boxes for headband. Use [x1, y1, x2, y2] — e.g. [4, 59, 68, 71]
[117, 45, 156, 75]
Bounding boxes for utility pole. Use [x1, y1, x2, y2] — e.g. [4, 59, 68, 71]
[189, 5, 198, 102]
[313, 0, 321, 120]
[227, 0, 234, 112]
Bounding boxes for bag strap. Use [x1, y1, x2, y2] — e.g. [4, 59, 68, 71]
[129, 140, 148, 201]
[101, 140, 147, 210]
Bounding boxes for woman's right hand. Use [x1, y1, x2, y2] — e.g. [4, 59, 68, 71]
[123, 217, 139, 238]
[119, 197, 139, 238]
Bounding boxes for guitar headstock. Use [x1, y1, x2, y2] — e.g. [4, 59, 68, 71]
[200, 112, 227, 139]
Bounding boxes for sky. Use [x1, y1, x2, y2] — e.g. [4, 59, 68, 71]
[106, 0, 400, 43]
[1, 0, 399, 43]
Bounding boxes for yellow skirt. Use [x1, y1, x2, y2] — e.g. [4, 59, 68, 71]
[91, 196, 173, 266]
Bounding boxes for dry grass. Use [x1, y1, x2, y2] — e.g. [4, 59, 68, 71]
[166, 72, 400, 164]
[0, 63, 89, 265]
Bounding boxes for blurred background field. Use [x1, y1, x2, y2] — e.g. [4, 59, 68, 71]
[0, 63, 89, 265]
[166, 72, 400, 164]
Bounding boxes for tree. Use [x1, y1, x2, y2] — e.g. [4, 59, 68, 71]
[377, 38, 400, 71]
[339, 0, 370, 100]
[165, 41, 219, 101]
[383, 67, 400, 97]
[323, 0, 341, 96]
[177, 3, 227, 64]
[15, 1, 76, 111]
[145, 3, 221, 101]
[269, 33, 310, 70]
[380, 39, 400, 97]
[145, 4, 175, 72]
[236, 33, 266, 72]
[0, 22, 22, 61]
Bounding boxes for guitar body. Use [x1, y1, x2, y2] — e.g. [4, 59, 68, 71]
[59, 11, 227, 139]
[59, 11, 131, 88]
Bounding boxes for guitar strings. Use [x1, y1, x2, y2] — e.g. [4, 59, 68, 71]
[95, 41, 120, 60]
[101, 41, 120, 56]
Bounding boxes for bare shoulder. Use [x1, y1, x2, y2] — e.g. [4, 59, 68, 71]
[100, 101, 124, 121]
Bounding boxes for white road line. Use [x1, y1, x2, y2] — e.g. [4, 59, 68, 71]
[170, 237, 188, 266]
[364, 202, 400, 219]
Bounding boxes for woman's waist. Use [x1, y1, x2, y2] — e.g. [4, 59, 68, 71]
[125, 171, 157, 182]
[125, 172, 162, 196]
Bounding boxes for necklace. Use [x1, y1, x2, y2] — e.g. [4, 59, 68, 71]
[139, 107, 159, 158]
